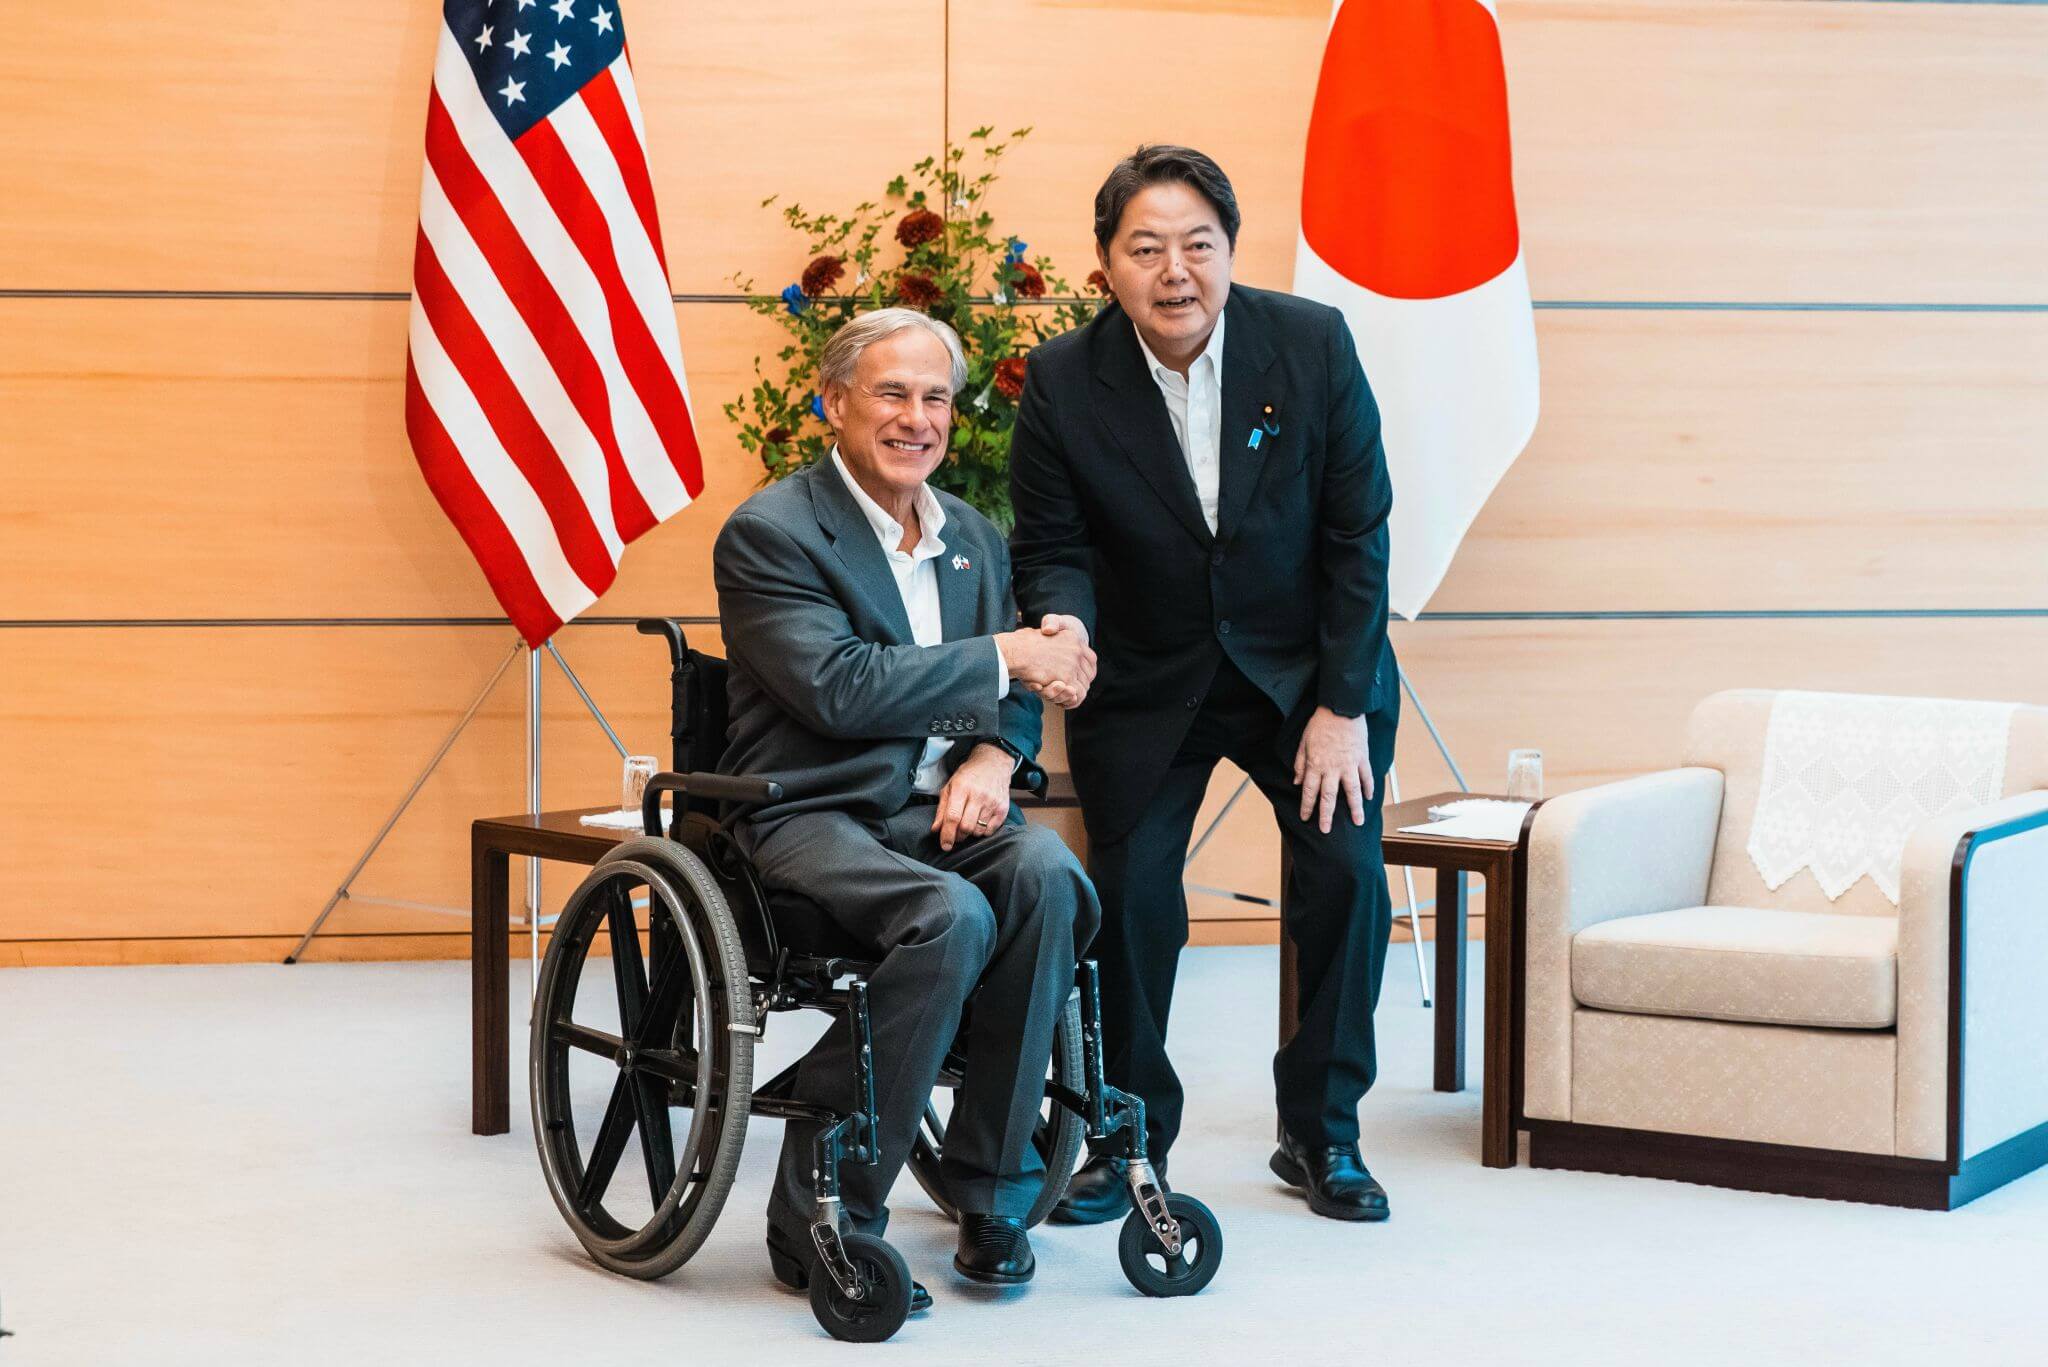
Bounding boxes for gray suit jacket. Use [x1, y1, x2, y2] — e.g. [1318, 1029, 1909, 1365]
[712, 458, 1041, 835]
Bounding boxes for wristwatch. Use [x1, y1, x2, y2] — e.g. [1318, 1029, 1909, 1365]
[974, 735, 1028, 771]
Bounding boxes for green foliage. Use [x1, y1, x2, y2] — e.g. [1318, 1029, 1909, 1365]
[722, 127, 1101, 530]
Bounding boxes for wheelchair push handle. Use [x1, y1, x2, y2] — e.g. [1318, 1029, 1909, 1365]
[640, 770, 784, 834]
[635, 616, 688, 668]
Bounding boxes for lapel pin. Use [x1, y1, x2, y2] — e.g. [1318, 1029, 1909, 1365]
[1261, 403, 1281, 436]
[951, 554, 971, 571]
[1248, 429, 1263, 450]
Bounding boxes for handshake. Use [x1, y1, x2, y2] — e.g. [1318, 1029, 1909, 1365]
[998, 614, 1097, 710]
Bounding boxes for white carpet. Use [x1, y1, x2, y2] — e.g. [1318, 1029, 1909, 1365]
[3, 945, 2043, 1365]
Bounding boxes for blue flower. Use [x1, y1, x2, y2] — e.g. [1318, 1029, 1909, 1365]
[780, 283, 808, 315]
[809, 393, 826, 422]
[1004, 238, 1028, 263]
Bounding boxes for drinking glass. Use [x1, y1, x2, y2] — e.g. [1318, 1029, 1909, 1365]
[622, 754, 659, 813]
[1506, 749, 1544, 802]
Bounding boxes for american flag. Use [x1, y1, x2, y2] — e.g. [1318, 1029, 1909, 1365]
[406, 0, 702, 646]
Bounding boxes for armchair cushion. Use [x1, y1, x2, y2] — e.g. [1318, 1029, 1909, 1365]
[1572, 905, 1897, 1029]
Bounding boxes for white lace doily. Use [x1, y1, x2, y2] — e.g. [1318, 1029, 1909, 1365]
[1747, 691, 2016, 903]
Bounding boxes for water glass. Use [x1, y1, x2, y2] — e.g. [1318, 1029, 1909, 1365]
[622, 754, 659, 813]
[1506, 749, 1544, 802]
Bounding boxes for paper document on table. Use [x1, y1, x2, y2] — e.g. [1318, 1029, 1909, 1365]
[1400, 800, 1531, 842]
[579, 809, 648, 830]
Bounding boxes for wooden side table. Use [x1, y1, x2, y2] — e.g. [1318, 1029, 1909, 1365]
[470, 776, 1082, 1136]
[1278, 791, 1535, 1168]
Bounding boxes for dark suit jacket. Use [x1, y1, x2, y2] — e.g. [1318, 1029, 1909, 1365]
[712, 458, 1040, 836]
[1010, 283, 1396, 845]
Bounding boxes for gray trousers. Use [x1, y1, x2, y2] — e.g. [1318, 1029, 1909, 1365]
[744, 802, 1099, 1231]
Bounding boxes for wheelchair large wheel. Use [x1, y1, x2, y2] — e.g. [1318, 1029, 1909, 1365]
[531, 837, 755, 1279]
[905, 988, 1086, 1228]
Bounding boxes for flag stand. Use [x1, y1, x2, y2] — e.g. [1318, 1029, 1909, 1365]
[283, 634, 628, 987]
[1182, 664, 1468, 1008]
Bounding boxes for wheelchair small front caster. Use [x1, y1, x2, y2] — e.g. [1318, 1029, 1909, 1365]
[808, 1232, 913, 1343]
[1118, 1192, 1223, 1297]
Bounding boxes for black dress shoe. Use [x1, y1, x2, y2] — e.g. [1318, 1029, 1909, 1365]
[766, 1221, 932, 1313]
[953, 1213, 1034, 1285]
[1269, 1132, 1390, 1222]
[1048, 1154, 1167, 1225]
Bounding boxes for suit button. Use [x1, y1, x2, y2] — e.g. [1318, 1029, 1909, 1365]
[1218, 619, 1231, 635]
[1211, 550, 1225, 567]
[1185, 697, 1199, 710]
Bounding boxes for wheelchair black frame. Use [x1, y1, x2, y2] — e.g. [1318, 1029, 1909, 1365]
[625, 617, 1168, 1292]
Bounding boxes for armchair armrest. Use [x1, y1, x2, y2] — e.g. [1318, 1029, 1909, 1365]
[1895, 789, 2048, 1161]
[1521, 767, 1725, 1122]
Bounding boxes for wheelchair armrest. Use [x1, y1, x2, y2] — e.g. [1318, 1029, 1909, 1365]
[1011, 759, 1049, 801]
[640, 770, 783, 834]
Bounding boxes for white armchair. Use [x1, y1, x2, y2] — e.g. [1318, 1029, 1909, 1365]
[1516, 689, 2048, 1207]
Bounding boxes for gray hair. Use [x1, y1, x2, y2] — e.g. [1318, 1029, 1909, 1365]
[818, 307, 969, 396]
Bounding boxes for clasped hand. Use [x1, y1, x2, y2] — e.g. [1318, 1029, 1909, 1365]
[1001, 615, 1096, 709]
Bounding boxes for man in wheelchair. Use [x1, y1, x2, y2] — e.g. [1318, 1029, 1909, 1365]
[713, 308, 1103, 1300]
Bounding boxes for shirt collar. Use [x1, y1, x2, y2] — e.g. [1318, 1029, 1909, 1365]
[830, 445, 947, 558]
[1134, 307, 1226, 389]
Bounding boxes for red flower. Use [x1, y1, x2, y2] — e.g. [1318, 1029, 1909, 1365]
[1011, 261, 1047, 299]
[764, 426, 793, 447]
[993, 356, 1028, 401]
[895, 271, 941, 309]
[800, 254, 845, 297]
[895, 208, 944, 248]
[1085, 269, 1114, 299]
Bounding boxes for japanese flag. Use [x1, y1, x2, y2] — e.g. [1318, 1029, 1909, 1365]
[1293, 0, 1540, 621]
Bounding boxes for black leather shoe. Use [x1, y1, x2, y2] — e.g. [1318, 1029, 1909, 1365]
[953, 1213, 1034, 1285]
[1049, 1154, 1167, 1225]
[766, 1221, 932, 1313]
[1269, 1132, 1390, 1222]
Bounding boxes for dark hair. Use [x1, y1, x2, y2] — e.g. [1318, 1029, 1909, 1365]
[1092, 145, 1241, 252]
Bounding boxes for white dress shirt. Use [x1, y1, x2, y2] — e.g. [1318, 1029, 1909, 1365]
[1135, 310, 1226, 535]
[829, 448, 1009, 793]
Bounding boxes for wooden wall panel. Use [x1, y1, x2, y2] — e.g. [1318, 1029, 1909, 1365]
[0, 2, 944, 294]
[1503, 0, 2048, 303]
[0, 623, 707, 944]
[10, 302, 2038, 621]
[0, 300, 790, 620]
[945, 0, 2048, 302]
[1430, 309, 2048, 612]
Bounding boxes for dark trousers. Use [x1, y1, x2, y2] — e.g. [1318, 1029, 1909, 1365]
[1087, 656, 1398, 1158]
[745, 802, 1099, 1234]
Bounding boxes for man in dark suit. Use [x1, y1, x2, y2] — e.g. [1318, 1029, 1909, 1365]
[1010, 146, 1399, 1223]
[715, 308, 1101, 1299]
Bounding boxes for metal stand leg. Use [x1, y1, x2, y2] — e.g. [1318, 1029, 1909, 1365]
[284, 639, 522, 964]
[289, 632, 634, 969]
[1399, 664, 1469, 794]
[546, 639, 629, 760]
[1387, 766, 1432, 1007]
[526, 644, 542, 1003]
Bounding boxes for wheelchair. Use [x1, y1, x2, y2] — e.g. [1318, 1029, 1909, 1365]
[530, 619, 1223, 1342]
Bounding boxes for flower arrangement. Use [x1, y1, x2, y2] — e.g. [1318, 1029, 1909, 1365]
[724, 126, 1111, 529]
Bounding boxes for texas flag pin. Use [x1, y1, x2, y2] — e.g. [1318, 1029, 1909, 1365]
[951, 554, 971, 571]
